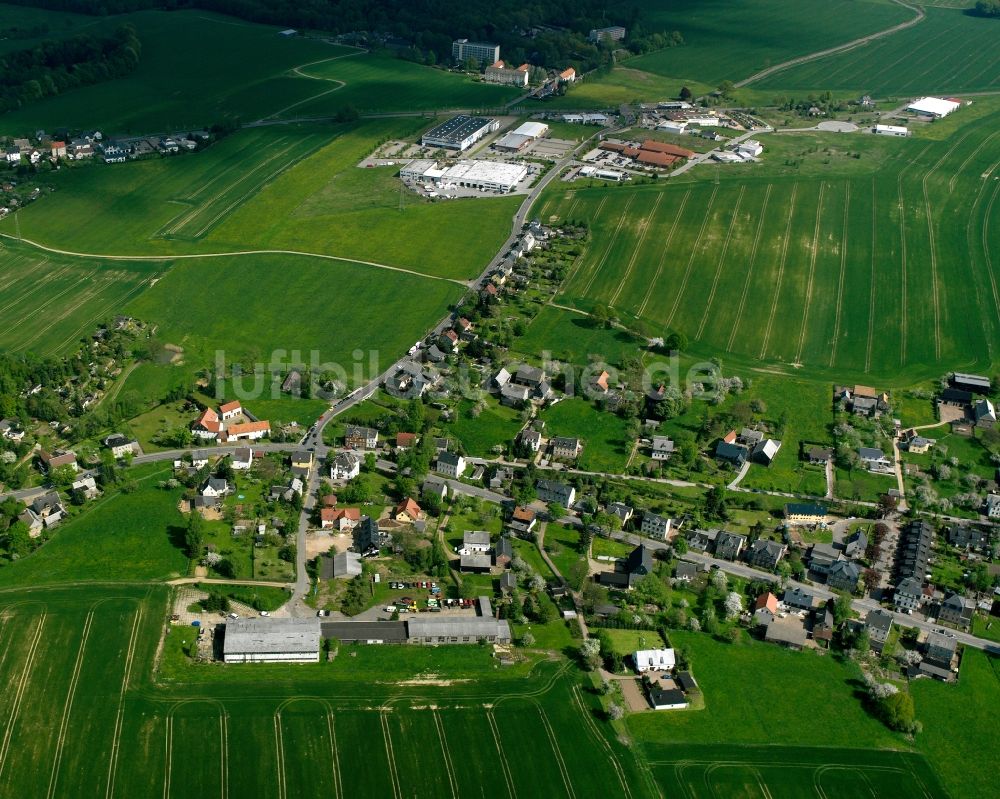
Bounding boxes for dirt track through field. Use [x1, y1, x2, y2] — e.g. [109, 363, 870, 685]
[667, 185, 718, 329]
[638, 189, 690, 318]
[829, 182, 850, 367]
[736, 0, 925, 87]
[697, 185, 746, 340]
[727, 184, 771, 351]
[609, 192, 662, 307]
[760, 184, 798, 359]
[794, 182, 825, 364]
[1, 235, 468, 287]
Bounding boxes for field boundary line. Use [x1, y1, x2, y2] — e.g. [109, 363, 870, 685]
[736, 0, 925, 87]
[981, 180, 1000, 329]
[273, 713, 286, 799]
[897, 176, 908, 364]
[432, 710, 459, 799]
[865, 179, 877, 373]
[609, 192, 662, 307]
[485, 711, 516, 799]
[327, 710, 342, 799]
[106, 604, 143, 799]
[0, 235, 469, 286]
[46, 610, 95, 799]
[760, 184, 797, 359]
[536, 705, 576, 799]
[794, 181, 826, 364]
[697, 185, 746, 339]
[829, 181, 851, 366]
[581, 195, 635, 296]
[570, 685, 635, 799]
[667, 184, 719, 328]
[379, 711, 402, 799]
[17, 276, 116, 352]
[220, 709, 229, 799]
[560, 196, 607, 291]
[638, 189, 691, 318]
[0, 263, 78, 317]
[264, 49, 366, 120]
[949, 129, 1000, 193]
[0, 613, 46, 779]
[0, 255, 50, 293]
[162, 713, 173, 799]
[182, 133, 290, 202]
[726, 184, 771, 351]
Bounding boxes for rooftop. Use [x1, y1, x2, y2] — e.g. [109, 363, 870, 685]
[223, 618, 320, 656]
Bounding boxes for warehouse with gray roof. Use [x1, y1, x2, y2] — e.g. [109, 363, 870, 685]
[223, 618, 321, 663]
[421, 115, 499, 151]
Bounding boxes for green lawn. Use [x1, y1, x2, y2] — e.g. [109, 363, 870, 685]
[601, 628, 667, 656]
[835, 466, 897, 503]
[515, 305, 650, 367]
[446, 397, 524, 457]
[0, 463, 189, 587]
[540, 397, 631, 472]
[543, 522, 586, 580]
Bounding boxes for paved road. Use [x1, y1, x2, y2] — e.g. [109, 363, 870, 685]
[608, 529, 1000, 654]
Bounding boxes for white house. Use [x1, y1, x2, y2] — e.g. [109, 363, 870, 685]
[436, 451, 466, 478]
[641, 513, 672, 539]
[219, 400, 243, 421]
[520, 429, 542, 452]
[657, 120, 688, 135]
[330, 452, 361, 481]
[651, 436, 674, 461]
[201, 478, 229, 498]
[633, 648, 675, 673]
[462, 530, 491, 554]
[231, 448, 253, 470]
[71, 475, 99, 499]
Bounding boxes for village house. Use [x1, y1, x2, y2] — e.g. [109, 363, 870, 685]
[102, 433, 139, 459]
[753, 592, 778, 625]
[507, 505, 537, 537]
[436, 451, 467, 478]
[200, 477, 229, 498]
[421, 476, 449, 502]
[748, 539, 786, 571]
[651, 436, 674, 461]
[38, 449, 78, 473]
[393, 497, 423, 523]
[608, 502, 633, 525]
[231, 448, 253, 470]
[809, 543, 843, 575]
[550, 436, 583, 460]
[782, 587, 817, 611]
[330, 452, 361, 481]
[714, 531, 746, 561]
[223, 421, 270, 442]
[71, 475, 99, 500]
[804, 446, 833, 465]
[640, 512, 672, 540]
[598, 544, 654, 589]
[844, 529, 868, 559]
[894, 576, 925, 612]
[325, 508, 361, 532]
[974, 398, 996, 429]
[535, 479, 575, 508]
[827, 560, 861, 592]
[859, 447, 893, 474]
[395, 432, 418, 450]
[519, 428, 542, 452]
[192, 407, 222, 439]
[494, 536, 513, 568]
[344, 425, 378, 450]
[353, 516, 384, 555]
[219, 400, 243, 421]
[946, 524, 988, 550]
[865, 609, 894, 653]
[784, 502, 827, 524]
[936, 592, 974, 629]
[633, 647, 675, 672]
[28, 492, 67, 530]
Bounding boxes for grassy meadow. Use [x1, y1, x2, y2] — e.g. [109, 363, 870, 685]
[755, 6, 1000, 95]
[0, 9, 356, 135]
[541, 100, 1000, 382]
[124, 252, 463, 380]
[4, 119, 517, 279]
[0, 242, 166, 356]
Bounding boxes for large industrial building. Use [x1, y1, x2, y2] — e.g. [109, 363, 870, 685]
[452, 39, 500, 66]
[223, 618, 321, 663]
[484, 60, 529, 87]
[401, 158, 528, 193]
[907, 96, 961, 118]
[421, 115, 499, 151]
[494, 121, 549, 153]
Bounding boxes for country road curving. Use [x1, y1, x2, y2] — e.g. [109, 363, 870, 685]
[735, 0, 925, 88]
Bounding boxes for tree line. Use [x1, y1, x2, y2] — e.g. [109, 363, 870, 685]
[3, 0, 680, 72]
[0, 23, 141, 115]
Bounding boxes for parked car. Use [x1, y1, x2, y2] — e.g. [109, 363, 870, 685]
[384, 606, 397, 613]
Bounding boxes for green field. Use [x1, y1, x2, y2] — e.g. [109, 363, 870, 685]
[756, 6, 1000, 95]
[0, 243, 166, 356]
[540, 101, 1000, 382]
[541, 398, 632, 472]
[276, 52, 522, 118]
[124, 252, 463, 379]
[628, 0, 913, 85]
[5, 119, 517, 280]
[0, 9, 358, 134]
[0, 581, 649, 799]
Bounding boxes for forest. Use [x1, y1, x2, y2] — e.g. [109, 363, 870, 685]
[1, 0, 678, 71]
[0, 23, 141, 114]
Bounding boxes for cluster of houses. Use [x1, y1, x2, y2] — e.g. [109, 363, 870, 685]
[3, 129, 208, 168]
[191, 401, 271, 444]
[714, 427, 782, 468]
[835, 384, 891, 418]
